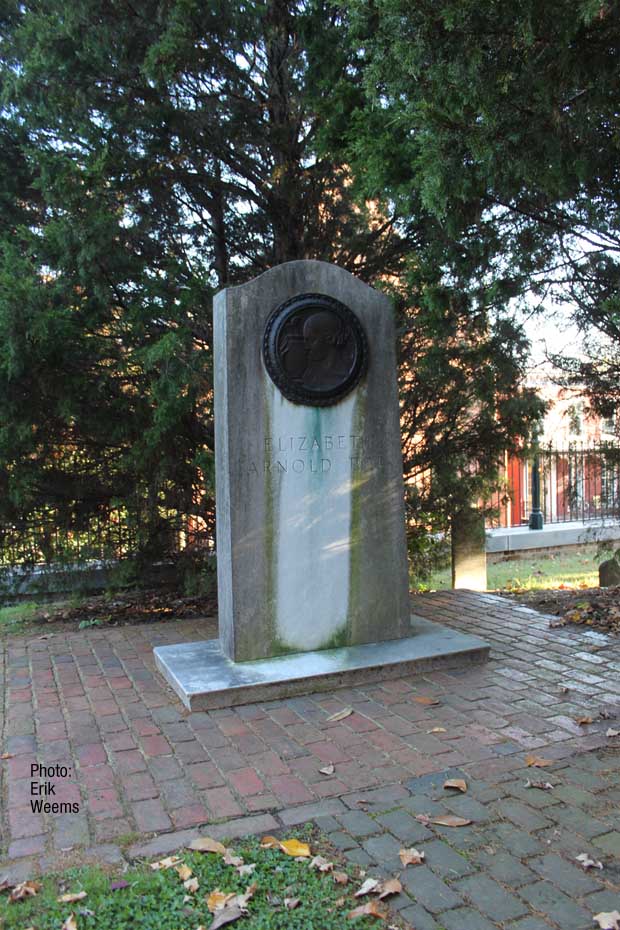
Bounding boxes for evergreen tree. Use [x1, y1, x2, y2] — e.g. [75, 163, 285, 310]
[0, 0, 543, 577]
[340, 0, 620, 426]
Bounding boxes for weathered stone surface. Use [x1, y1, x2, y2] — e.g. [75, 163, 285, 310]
[452, 506, 487, 591]
[214, 260, 410, 661]
[599, 556, 620, 587]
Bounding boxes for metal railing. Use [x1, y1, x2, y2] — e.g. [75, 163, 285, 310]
[487, 443, 620, 528]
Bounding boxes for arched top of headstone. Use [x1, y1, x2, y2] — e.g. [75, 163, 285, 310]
[221, 259, 391, 308]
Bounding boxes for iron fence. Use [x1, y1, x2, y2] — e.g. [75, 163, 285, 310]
[487, 443, 620, 528]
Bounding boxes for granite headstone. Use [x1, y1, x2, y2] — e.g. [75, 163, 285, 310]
[214, 260, 410, 661]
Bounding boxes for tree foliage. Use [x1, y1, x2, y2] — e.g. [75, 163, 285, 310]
[340, 0, 620, 426]
[0, 0, 543, 576]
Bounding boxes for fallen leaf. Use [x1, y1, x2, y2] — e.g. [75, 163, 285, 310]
[319, 764, 335, 776]
[149, 855, 182, 870]
[279, 839, 311, 858]
[188, 837, 227, 855]
[399, 847, 425, 866]
[61, 916, 78, 930]
[57, 891, 87, 903]
[415, 813, 431, 825]
[110, 880, 129, 890]
[284, 897, 300, 909]
[525, 754, 553, 768]
[237, 863, 256, 877]
[8, 880, 41, 902]
[606, 728, 620, 738]
[576, 852, 603, 870]
[326, 708, 353, 722]
[444, 778, 467, 793]
[576, 716, 593, 725]
[412, 696, 440, 705]
[427, 727, 446, 733]
[184, 876, 199, 893]
[559, 685, 570, 693]
[333, 871, 349, 884]
[356, 799, 370, 809]
[259, 835, 280, 849]
[347, 900, 387, 919]
[235, 882, 257, 909]
[355, 878, 380, 897]
[223, 849, 244, 867]
[310, 855, 334, 872]
[593, 912, 620, 930]
[210, 904, 244, 929]
[208, 890, 237, 913]
[599, 709, 614, 720]
[377, 878, 402, 899]
[175, 864, 193, 881]
[0, 752, 13, 759]
[335, 896, 347, 907]
[524, 779, 553, 790]
[429, 815, 472, 827]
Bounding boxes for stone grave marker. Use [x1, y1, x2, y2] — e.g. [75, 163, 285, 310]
[155, 261, 488, 708]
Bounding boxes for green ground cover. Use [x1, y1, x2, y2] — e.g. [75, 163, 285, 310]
[0, 833, 397, 930]
[424, 545, 600, 593]
[0, 600, 45, 634]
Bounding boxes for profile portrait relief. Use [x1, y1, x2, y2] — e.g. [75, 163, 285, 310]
[263, 293, 368, 406]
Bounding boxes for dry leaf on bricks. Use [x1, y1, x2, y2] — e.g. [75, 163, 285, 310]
[319, 764, 335, 776]
[593, 913, 620, 930]
[606, 728, 620, 738]
[443, 779, 467, 793]
[399, 848, 425, 866]
[525, 754, 553, 767]
[427, 727, 446, 733]
[377, 879, 402, 899]
[576, 853, 603, 870]
[412, 696, 440, 706]
[429, 815, 472, 827]
[326, 708, 353, 722]
[524, 779, 553, 790]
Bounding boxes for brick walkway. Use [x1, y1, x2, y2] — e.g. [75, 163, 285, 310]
[1, 592, 619, 927]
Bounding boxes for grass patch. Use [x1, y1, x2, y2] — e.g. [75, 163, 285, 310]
[0, 831, 398, 930]
[423, 545, 600, 593]
[0, 601, 45, 634]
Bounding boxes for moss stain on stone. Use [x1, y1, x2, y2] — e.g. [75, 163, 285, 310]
[347, 388, 367, 643]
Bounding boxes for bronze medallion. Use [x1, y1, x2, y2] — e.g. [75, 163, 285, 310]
[262, 293, 368, 406]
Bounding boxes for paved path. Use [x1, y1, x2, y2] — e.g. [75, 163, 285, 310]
[1, 591, 619, 927]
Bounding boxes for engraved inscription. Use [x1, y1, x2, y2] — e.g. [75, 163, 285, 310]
[239, 434, 374, 477]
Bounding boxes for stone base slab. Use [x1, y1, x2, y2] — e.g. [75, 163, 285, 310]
[154, 617, 489, 710]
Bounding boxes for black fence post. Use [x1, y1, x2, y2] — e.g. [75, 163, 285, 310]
[529, 449, 544, 530]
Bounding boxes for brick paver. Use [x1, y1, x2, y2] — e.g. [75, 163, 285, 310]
[1, 591, 619, 928]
